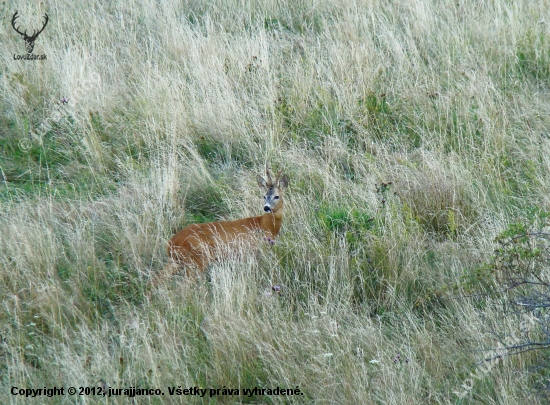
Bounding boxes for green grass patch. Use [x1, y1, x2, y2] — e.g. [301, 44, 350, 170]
[516, 28, 550, 82]
[276, 89, 341, 149]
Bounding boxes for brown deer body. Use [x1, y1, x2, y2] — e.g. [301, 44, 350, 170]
[159, 165, 288, 281]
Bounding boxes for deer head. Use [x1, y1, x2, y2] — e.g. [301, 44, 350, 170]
[12, 11, 49, 54]
[257, 163, 289, 213]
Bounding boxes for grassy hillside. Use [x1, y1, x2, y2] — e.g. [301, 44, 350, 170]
[1, 0, 550, 403]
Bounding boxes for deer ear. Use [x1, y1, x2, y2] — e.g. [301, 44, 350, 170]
[278, 174, 289, 190]
[257, 175, 267, 190]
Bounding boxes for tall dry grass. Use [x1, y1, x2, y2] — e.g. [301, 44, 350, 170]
[1, 0, 550, 403]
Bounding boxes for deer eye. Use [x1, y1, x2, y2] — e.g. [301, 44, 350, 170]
[264, 196, 267, 199]
[274, 196, 280, 200]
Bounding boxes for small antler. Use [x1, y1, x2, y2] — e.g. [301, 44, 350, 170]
[274, 169, 283, 186]
[265, 162, 273, 187]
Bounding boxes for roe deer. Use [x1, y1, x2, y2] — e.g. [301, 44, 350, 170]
[157, 164, 288, 283]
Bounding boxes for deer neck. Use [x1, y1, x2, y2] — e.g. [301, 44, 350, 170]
[261, 202, 283, 237]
